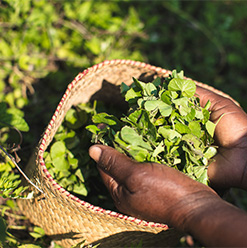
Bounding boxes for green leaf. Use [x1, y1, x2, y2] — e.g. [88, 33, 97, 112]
[123, 145, 150, 162]
[50, 141, 66, 159]
[34, 226, 45, 236]
[120, 82, 130, 94]
[85, 37, 101, 55]
[205, 120, 216, 137]
[152, 140, 164, 157]
[144, 100, 172, 117]
[50, 141, 69, 171]
[73, 182, 88, 196]
[195, 109, 204, 120]
[143, 82, 158, 96]
[120, 126, 152, 150]
[172, 97, 191, 116]
[171, 69, 184, 79]
[86, 124, 101, 134]
[182, 134, 204, 158]
[75, 168, 85, 182]
[158, 126, 181, 140]
[18, 245, 42, 248]
[204, 146, 217, 159]
[52, 157, 69, 171]
[182, 134, 203, 148]
[18, 54, 31, 70]
[65, 108, 85, 129]
[202, 109, 210, 123]
[0, 106, 29, 132]
[152, 77, 162, 87]
[132, 77, 146, 92]
[29, 226, 45, 239]
[154, 116, 166, 126]
[143, 100, 158, 111]
[68, 156, 79, 170]
[168, 78, 196, 97]
[65, 108, 87, 129]
[160, 91, 172, 105]
[0, 102, 7, 114]
[124, 109, 157, 141]
[85, 72, 217, 186]
[175, 122, 191, 134]
[124, 87, 142, 104]
[204, 100, 211, 110]
[0, 217, 6, 243]
[188, 121, 201, 138]
[92, 113, 121, 128]
[196, 167, 208, 185]
[184, 108, 196, 122]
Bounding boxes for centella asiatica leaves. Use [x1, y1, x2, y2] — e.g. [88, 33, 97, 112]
[86, 70, 218, 185]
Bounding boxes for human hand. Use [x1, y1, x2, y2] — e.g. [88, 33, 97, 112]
[196, 86, 247, 190]
[88, 86, 247, 246]
[89, 144, 219, 228]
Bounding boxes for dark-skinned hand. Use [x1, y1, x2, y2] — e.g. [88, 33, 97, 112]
[196, 86, 247, 190]
[89, 86, 247, 247]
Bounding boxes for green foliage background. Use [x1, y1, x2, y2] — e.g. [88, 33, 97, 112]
[0, 0, 247, 246]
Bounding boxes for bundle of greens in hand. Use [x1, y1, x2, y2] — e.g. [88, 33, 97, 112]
[87, 70, 218, 185]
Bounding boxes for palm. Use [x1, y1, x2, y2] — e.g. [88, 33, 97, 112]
[197, 86, 247, 190]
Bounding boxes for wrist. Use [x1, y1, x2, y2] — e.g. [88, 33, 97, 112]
[167, 190, 221, 232]
[173, 191, 247, 247]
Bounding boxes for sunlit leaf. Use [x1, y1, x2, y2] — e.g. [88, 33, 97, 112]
[120, 126, 152, 150]
[168, 78, 196, 97]
[87, 72, 217, 186]
[158, 126, 181, 140]
[205, 120, 216, 137]
[144, 100, 172, 117]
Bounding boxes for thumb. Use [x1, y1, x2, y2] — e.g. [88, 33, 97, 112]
[89, 144, 136, 184]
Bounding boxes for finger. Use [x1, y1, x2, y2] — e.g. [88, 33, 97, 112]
[97, 165, 117, 189]
[196, 85, 234, 124]
[209, 146, 247, 190]
[89, 144, 137, 184]
[196, 85, 243, 117]
[196, 85, 247, 146]
[196, 85, 233, 110]
[97, 165, 123, 203]
[97, 163, 137, 215]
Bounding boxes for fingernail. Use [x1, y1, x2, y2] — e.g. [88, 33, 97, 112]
[89, 145, 102, 163]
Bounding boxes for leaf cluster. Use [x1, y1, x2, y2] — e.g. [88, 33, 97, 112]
[0, 0, 145, 112]
[0, 101, 29, 200]
[0, 169, 27, 199]
[44, 105, 92, 197]
[87, 71, 218, 184]
[0, 102, 29, 132]
[44, 102, 116, 209]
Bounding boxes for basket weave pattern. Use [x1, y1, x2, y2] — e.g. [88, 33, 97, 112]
[17, 60, 236, 247]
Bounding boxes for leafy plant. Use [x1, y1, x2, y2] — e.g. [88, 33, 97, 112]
[29, 226, 46, 240]
[87, 71, 218, 184]
[0, 101, 47, 247]
[0, 101, 30, 199]
[44, 102, 118, 210]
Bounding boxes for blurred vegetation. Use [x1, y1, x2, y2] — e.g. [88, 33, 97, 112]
[0, 0, 247, 247]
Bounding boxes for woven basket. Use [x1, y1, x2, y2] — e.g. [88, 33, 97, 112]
[17, 60, 237, 248]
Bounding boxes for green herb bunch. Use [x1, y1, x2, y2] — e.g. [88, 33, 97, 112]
[44, 102, 119, 210]
[87, 71, 218, 185]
